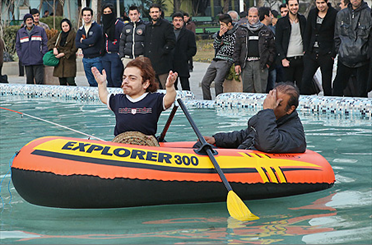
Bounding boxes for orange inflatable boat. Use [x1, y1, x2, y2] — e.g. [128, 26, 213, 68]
[11, 136, 335, 208]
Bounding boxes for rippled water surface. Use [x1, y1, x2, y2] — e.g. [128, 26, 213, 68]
[1, 96, 371, 244]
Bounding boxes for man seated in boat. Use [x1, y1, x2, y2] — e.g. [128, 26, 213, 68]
[92, 57, 177, 145]
[202, 82, 306, 153]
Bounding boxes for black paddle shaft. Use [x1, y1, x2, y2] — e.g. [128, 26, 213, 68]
[177, 99, 233, 192]
[158, 105, 178, 142]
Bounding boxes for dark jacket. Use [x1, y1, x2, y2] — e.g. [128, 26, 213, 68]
[75, 21, 104, 58]
[119, 19, 146, 59]
[171, 27, 197, 78]
[0, 38, 4, 67]
[334, 1, 372, 68]
[214, 24, 238, 63]
[16, 25, 48, 66]
[103, 19, 125, 53]
[275, 14, 306, 61]
[185, 20, 196, 33]
[144, 18, 176, 75]
[304, 4, 338, 57]
[47, 30, 77, 78]
[213, 109, 306, 153]
[233, 24, 276, 70]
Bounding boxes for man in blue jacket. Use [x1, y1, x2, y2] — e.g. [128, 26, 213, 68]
[201, 82, 306, 153]
[75, 7, 104, 87]
[16, 13, 48, 84]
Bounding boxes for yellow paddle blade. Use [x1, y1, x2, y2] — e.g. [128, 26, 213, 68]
[227, 190, 259, 221]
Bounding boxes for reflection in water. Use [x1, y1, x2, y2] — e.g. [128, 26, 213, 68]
[5, 194, 340, 244]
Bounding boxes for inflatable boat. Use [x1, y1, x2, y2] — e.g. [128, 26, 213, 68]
[11, 136, 335, 208]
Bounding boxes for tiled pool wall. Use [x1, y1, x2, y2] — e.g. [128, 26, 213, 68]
[1, 84, 371, 118]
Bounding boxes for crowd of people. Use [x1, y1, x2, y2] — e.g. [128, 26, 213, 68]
[14, 4, 197, 91]
[202, 0, 371, 99]
[13, 0, 372, 98]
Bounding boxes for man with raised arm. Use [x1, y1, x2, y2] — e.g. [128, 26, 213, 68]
[201, 82, 306, 153]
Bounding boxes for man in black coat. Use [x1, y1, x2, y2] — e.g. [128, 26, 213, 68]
[200, 82, 306, 153]
[171, 12, 197, 91]
[302, 0, 337, 96]
[144, 4, 176, 89]
[275, 0, 306, 93]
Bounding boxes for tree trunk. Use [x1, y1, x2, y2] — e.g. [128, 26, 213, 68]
[56, 0, 64, 16]
[39, 0, 43, 12]
[223, 0, 229, 13]
[174, 0, 182, 12]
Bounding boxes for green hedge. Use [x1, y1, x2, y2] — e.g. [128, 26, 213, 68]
[3, 25, 20, 58]
[40, 16, 63, 31]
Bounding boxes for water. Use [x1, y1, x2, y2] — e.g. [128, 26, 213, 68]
[1, 96, 371, 244]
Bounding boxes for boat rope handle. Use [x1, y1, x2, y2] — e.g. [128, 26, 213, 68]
[0, 107, 105, 142]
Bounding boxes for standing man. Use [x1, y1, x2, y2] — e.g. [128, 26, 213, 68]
[201, 14, 238, 100]
[227, 10, 240, 24]
[259, 7, 277, 92]
[183, 12, 196, 33]
[238, 11, 248, 26]
[302, 0, 337, 96]
[75, 7, 104, 87]
[171, 12, 197, 91]
[183, 12, 196, 72]
[339, 0, 350, 9]
[30, 8, 50, 30]
[144, 4, 176, 89]
[101, 3, 124, 87]
[234, 7, 276, 93]
[119, 5, 146, 68]
[279, 3, 289, 17]
[275, 0, 306, 92]
[16, 13, 48, 84]
[332, 0, 371, 97]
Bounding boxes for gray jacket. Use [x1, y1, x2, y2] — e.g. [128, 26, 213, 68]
[213, 109, 306, 153]
[334, 1, 372, 68]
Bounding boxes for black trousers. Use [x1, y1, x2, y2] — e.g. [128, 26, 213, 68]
[283, 56, 304, 92]
[59, 77, 76, 86]
[302, 52, 334, 96]
[333, 61, 370, 97]
[25, 65, 44, 84]
[175, 77, 190, 91]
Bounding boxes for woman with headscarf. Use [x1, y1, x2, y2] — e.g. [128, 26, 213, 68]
[47, 18, 77, 86]
[101, 3, 125, 87]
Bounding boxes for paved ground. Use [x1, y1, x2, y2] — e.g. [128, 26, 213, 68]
[6, 62, 212, 100]
[5, 62, 371, 99]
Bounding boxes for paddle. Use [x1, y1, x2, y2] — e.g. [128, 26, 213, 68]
[177, 99, 259, 221]
[158, 105, 178, 142]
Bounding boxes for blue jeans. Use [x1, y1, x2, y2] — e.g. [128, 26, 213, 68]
[102, 53, 124, 87]
[83, 57, 102, 87]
